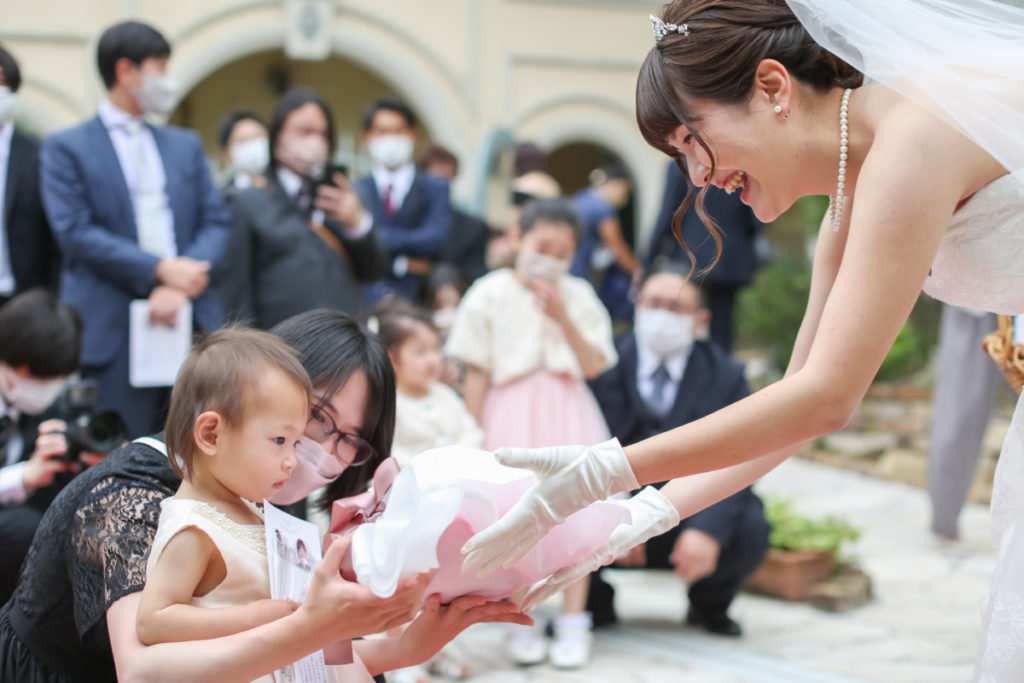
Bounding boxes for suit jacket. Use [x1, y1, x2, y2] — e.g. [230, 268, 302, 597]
[355, 169, 451, 298]
[40, 116, 231, 367]
[645, 161, 762, 287]
[4, 130, 60, 294]
[589, 335, 759, 548]
[218, 174, 389, 329]
[442, 208, 490, 284]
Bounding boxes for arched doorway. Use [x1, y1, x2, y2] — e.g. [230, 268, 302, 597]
[169, 49, 433, 177]
[547, 141, 639, 253]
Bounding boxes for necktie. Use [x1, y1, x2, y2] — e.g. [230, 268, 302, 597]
[296, 180, 314, 218]
[649, 364, 673, 415]
[125, 120, 173, 259]
[382, 184, 397, 217]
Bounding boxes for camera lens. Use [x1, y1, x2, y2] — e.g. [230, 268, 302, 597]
[84, 411, 129, 454]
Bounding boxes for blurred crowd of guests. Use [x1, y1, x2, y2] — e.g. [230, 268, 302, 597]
[0, 19, 772, 672]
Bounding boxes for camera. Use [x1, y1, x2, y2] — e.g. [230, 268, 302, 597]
[52, 379, 129, 463]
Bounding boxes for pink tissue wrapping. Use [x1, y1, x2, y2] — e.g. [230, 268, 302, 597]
[326, 446, 630, 604]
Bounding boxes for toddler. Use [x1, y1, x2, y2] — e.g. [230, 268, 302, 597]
[373, 299, 482, 469]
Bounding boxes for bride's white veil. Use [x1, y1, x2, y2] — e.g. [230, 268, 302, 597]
[786, 0, 1024, 174]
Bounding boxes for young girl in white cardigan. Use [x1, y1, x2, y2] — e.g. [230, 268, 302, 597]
[445, 198, 617, 670]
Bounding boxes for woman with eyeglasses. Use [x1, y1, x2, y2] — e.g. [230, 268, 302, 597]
[0, 309, 526, 683]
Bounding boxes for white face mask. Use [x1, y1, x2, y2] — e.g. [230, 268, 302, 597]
[432, 307, 458, 332]
[0, 87, 16, 124]
[516, 249, 571, 285]
[1, 366, 67, 415]
[270, 436, 345, 505]
[130, 71, 178, 115]
[634, 309, 695, 360]
[229, 137, 270, 176]
[368, 135, 414, 170]
[278, 133, 329, 180]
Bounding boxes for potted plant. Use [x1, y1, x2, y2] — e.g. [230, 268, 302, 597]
[744, 499, 860, 602]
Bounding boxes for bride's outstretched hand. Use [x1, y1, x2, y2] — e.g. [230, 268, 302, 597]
[519, 486, 679, 612]
[460, 438, 640, 576]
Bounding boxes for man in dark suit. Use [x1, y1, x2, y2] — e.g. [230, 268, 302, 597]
[645, 160, 764, 351]
[0, 44, 60, 304]
[587, 262, 769, 636]
[356, 98, 451, 305]
[418, 143, 490, 286]
[40, 21, 231, 438]
[0, 290, 83, 603]
[217, 88, 389, 329]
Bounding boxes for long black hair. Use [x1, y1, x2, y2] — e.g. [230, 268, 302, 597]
[267, 87, 336, 170]
[271, 309, 395, 507]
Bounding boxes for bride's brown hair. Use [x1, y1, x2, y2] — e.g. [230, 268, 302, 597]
[637, 0, 862, 275]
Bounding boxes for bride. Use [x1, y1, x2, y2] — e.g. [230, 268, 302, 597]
[459, 0, 1024, 679]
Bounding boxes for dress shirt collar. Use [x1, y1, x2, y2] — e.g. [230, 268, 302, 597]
[635, 335, 690, 384]
[0, 120, 13, 160]
[371, 162, 415, 202]
[98, 98, 144, 132]
[276, 166, 305, 200]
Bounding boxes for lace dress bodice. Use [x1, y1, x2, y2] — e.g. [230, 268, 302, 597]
[923, 170, 1024, 316]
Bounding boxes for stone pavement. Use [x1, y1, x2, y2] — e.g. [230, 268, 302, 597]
[431, 457, 995, 682]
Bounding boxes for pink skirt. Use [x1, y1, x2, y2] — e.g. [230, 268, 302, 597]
[480, 370, 611, 450]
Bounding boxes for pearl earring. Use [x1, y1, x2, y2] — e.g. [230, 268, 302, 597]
[774, 105, 783, 114]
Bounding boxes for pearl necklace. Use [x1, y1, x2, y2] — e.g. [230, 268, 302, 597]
[829, 88, 852, 232]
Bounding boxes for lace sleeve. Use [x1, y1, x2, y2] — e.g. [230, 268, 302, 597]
[69, 478, 168, 638]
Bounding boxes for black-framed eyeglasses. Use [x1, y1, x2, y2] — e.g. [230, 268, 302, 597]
[304, 405, 376, 467]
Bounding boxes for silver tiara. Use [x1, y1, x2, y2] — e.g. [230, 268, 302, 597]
[649, 15, 690, 43]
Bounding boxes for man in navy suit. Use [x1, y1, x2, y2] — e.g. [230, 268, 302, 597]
[40, 21, 231, 438]
[587, 262, 769, 636]
[356, 97, 451, 305]
[645, 160, 764, 352]
[0, 44, 60, 303]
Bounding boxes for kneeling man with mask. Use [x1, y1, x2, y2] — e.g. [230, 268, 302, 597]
[0, 289, 83, 603]
[586, 261, 769, 637]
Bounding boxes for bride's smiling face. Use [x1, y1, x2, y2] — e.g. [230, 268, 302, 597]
[665, 98, 802, 223]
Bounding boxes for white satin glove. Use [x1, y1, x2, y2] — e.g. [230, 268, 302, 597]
[460, 438, 639, 576]
[520, 486, 680, 612]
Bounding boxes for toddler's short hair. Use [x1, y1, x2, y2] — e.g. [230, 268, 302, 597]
[165, 326, 313, 479]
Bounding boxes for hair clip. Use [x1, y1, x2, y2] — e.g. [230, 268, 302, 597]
[650, 15, 690, 44]
[366, 316, 380, 334]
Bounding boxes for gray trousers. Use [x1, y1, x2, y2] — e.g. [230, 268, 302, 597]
[927, 305, 1003, 538]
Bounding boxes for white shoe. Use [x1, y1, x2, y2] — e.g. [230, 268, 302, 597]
[506, 623, 547, 666]
[549, 612, 593, 670]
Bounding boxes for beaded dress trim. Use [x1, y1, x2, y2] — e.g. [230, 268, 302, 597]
[189, 500, 267, 556]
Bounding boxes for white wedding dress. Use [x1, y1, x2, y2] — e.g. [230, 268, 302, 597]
[781, 2, 1024, 677]
[922, 169, 1024, 681]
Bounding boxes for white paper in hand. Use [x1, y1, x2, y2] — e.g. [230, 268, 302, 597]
[264, 502, 329, 683]
[128, 300, 192, 388]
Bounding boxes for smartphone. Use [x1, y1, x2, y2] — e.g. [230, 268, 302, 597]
[314, 162, 349, 190]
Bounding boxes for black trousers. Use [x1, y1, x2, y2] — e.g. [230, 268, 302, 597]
[588, 503, 769, 624]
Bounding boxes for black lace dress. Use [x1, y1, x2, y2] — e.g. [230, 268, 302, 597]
[0, 438, 178, 683]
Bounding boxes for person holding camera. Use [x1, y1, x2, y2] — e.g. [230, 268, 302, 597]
[217, 88, 389, 329]
[0, 289, 83, 604]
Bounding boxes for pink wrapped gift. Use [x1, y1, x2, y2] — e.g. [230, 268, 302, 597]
[325, 446, 629, 603]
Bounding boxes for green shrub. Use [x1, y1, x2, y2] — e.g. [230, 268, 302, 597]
[763, 498, 860, 556]
[735, 195, 939, 382]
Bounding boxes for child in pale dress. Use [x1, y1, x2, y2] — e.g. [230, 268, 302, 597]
[135, 327, 528, 682]
[445, 198, 618, 669]
[368, 299, 482, 682]
[372, 299, 483, 469]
